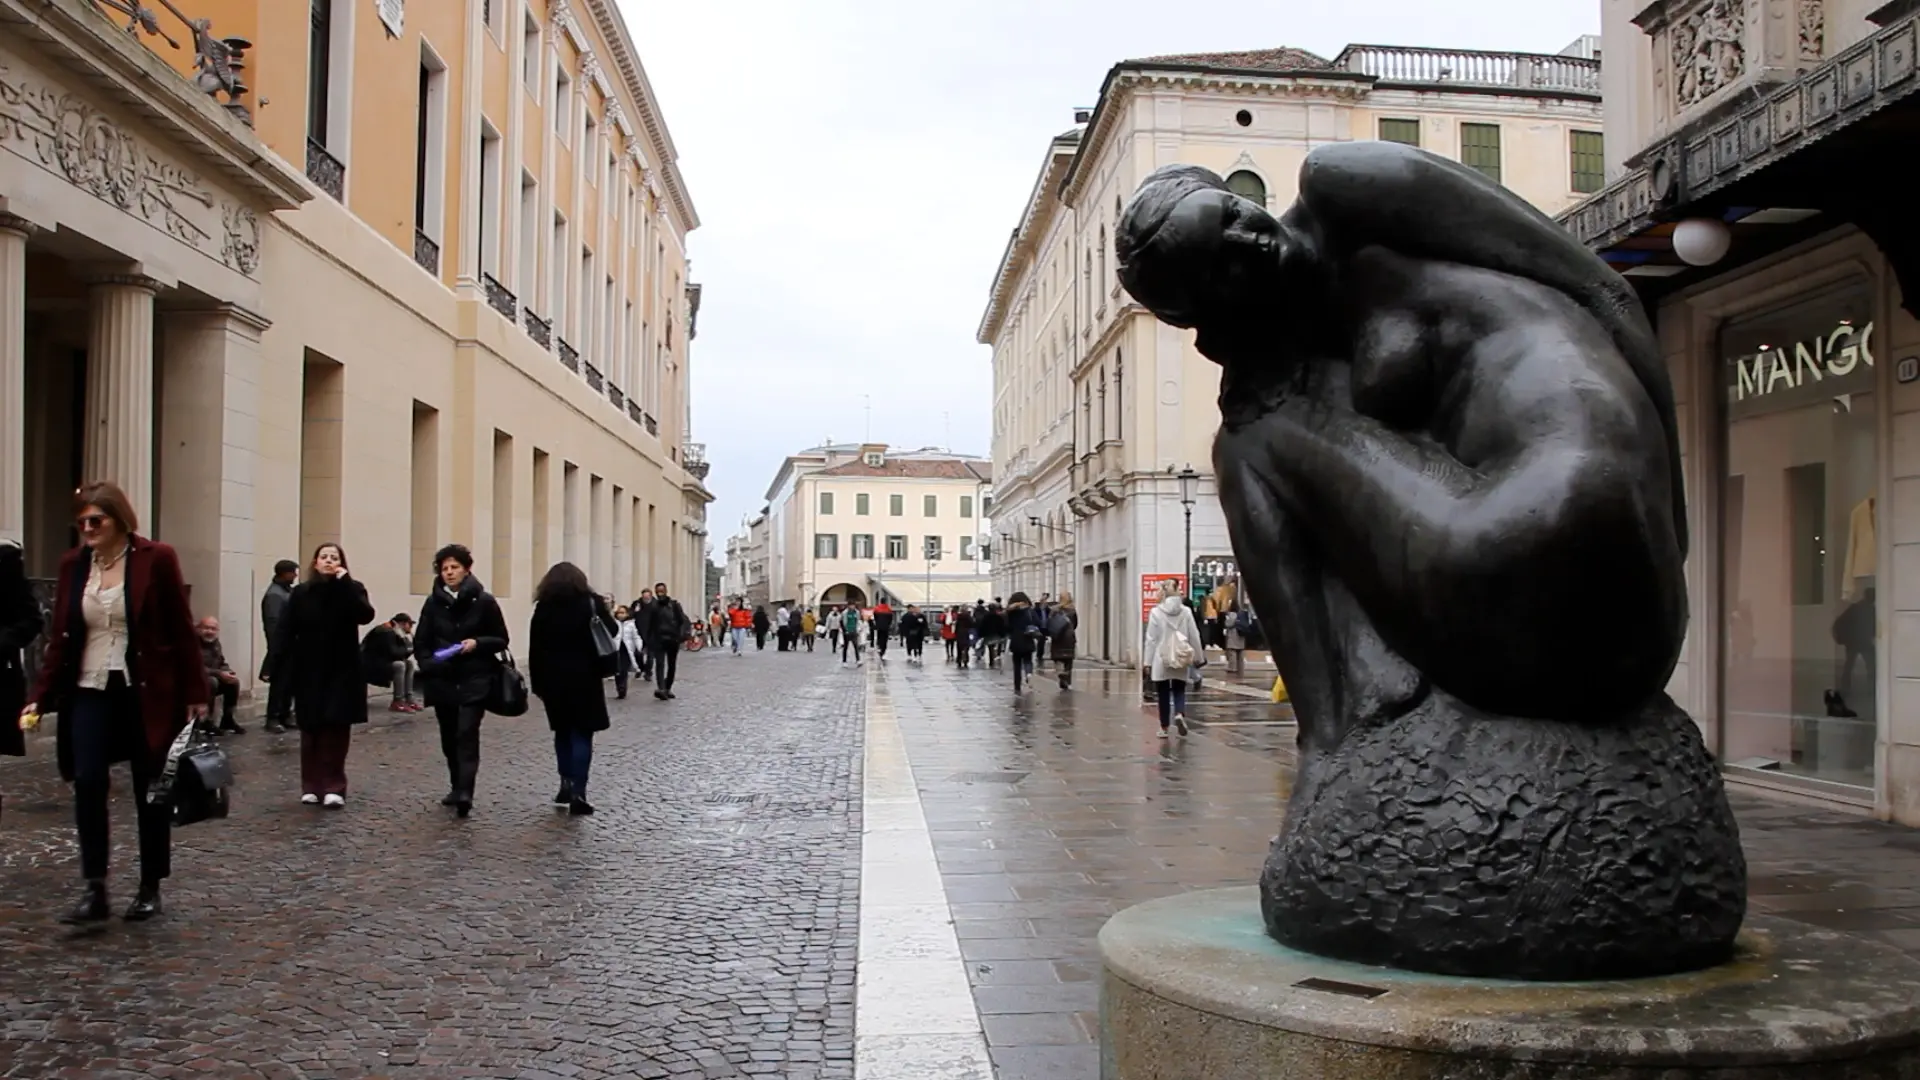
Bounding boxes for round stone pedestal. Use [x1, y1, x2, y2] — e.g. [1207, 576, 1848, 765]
[1099, 887, 1920, 1079]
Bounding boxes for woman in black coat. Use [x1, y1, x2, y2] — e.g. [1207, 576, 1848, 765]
[414, 544, 510, 818]
[751, 606, 770, 650]
[274, 543, 375, 807]
[528, 562, 616, 816]
[1, 538, 44, 760]
[1005, 592, 1039, 694]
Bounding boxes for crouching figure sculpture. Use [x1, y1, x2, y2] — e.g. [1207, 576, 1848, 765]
[1115, 142, 1745, 980]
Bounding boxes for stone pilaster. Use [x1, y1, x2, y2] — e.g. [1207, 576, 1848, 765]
[0, 215, 32, 545]
[84, 274, 159, 530]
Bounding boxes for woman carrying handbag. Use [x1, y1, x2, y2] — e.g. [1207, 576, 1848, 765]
[25, 482, 209, 922]
[274, 543, 376, 807]
[528, 562, 617, 816]
[414, 544, 509, 819]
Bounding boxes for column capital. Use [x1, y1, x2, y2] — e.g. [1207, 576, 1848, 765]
[161, 303, 273, 336]
[86, 272, 162, 293]
[0, 213, 37, 238]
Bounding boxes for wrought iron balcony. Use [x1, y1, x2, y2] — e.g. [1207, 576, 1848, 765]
[482, 272, 516, 321]
[608, 383, 625, 410]
[684, 442, 710, 480]
[644, 412, 659, 437]
[1335, 45, 1600, 97]
[523, 308, 552, 348]
[91, 0, 255, 123]
[413, 228, 440, 276]
[557, 338, 579, 372]
[305, 138, 344, 201]
[584, 362, 604, 392]
[627, 399, 645, 426]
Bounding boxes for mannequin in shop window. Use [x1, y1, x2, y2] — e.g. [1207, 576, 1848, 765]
[1830, 495, 1877, 719]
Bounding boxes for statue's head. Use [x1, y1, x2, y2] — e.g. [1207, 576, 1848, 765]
[1117, 165, 1291, 330]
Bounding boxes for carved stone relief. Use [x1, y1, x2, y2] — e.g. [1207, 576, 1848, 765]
[1800, 0, 1826, 61]
[0, 58, 260, 278]
[1672, 0, 1747, 109]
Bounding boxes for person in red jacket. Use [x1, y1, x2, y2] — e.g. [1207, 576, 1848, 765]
[27, 482, 208, 923]
[728, 601, 753, 655]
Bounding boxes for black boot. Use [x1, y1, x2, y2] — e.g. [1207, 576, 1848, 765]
[61, 880, 110, 924]
[568, 796, 596, 816]
[218, 718, 245, 735]
[553, 781, 572, 806]
[123, 881, 162, 922]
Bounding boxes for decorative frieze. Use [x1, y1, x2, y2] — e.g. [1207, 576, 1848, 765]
[0, 58, 260, 278]
[1801, 0, 1827, 61]
[1671, 0, 1746, 109]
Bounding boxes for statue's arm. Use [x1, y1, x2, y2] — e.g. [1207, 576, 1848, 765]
[1253, 383, 1684, 720]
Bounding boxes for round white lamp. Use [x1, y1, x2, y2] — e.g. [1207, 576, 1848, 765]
[1672, 217, 1732, 267]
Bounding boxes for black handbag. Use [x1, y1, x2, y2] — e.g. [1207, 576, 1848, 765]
[150, 720, 231, 827]
[487, 650, 530, 717]
[589, 604, 619, 678]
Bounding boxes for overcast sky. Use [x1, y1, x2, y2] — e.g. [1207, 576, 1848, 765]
[616, 0, 1599, 551]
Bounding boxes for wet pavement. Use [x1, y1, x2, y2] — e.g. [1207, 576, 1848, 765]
[878, 653, 1920, 1080]
[4, 645, 1920, 1079]
[0, 650, 861, 1080]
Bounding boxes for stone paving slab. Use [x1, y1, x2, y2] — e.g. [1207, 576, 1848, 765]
[0, 650, 862, 1080]
[877, 652, 1920, 1080]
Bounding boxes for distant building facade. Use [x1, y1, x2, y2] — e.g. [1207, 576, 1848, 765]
[981, 40, 1605, 664]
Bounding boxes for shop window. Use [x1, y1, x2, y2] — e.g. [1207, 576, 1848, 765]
[1720, 283, 1878, 790]
[1378, 118, 1420, 146]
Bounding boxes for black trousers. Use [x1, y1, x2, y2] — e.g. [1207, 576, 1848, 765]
[654, 644, 680, 693]
[435, 703, 484, 797]
[263, 655, 293, 721]
[71, 676, 170, 883]
[210, 677, 239, 722]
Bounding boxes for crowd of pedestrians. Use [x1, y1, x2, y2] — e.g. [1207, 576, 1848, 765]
[0, 480, 708, 922]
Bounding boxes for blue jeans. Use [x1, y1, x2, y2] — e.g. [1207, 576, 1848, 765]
[553, 729, 594, 797]
[731, 627, 747, 654]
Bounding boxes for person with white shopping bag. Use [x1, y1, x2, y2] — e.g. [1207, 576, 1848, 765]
[1142, 579, 1204, 737]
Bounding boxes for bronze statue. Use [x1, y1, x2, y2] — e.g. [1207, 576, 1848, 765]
[1117, 142, 1745, 980]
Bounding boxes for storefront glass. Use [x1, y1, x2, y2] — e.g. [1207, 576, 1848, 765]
[1719, 283, 1878, 790]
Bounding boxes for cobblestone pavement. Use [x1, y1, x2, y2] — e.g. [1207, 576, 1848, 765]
[0, 649, 862, 1080]
[878, 654, 1920, 1080]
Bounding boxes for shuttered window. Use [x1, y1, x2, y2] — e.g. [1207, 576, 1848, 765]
[1377, 118, 1420, 146]
[1460, 123, 1502, 183]
[1570, 130, 1605, 193]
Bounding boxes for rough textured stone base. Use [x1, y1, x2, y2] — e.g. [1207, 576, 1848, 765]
[1100, 888, 1920, 1080]
[1263, 693, 1748, 980]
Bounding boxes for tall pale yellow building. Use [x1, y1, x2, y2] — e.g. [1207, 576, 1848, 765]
[0, 0, 710, 688]
[980, 40, 1605, 664]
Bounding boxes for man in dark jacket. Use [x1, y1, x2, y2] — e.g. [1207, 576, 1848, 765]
[644, 582, 689, 700]
[260, 559, 298, 732]
[198, 617, 244, 734]
[871, 602, 895, 661]
[899, 606, 929, 661]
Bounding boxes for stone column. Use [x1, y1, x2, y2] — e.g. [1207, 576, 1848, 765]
[84, 274, 159, 529]
[158, 305, 268, 682]
[0, 215, 31, 545]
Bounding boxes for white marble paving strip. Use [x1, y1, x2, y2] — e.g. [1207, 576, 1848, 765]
[856, 674, 993, 1079]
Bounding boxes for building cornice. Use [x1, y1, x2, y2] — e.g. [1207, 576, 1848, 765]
[977, 132, 1081, 345]
[576, 0, 699, 233]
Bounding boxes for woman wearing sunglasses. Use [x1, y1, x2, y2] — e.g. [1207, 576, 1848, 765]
[25, 482, 208, 922]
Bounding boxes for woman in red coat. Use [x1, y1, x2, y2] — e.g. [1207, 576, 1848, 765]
[25, 482, 208, 923]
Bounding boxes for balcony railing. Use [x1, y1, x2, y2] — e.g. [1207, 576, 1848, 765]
[584, 362, 604, 392]
[608, 383, 625, 410]
[627, 399, 645, 426]
[684, 442, 710, 480]
[482, 272, 517, 321]
[557, 338, 579, 372]
[305, 138, 344, 200]
[1337, 45, 1600, 96]
[92, 0, 255, 124]
[413, 228, 440, 276]
[523, 309, 552, 349]
[644, 412, 659, 437]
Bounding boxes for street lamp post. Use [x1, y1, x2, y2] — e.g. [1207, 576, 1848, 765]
[1177, 465, 1198, 597]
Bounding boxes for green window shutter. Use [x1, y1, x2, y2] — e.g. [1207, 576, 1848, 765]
[1570, 130, 1605, 194]
[1377, 118, 1420, 146]
[1460, 123, 1502, 183]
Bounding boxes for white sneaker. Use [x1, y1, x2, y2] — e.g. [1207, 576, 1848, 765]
[323, 794, 346, 808]
[1175, 714, 1190, 736]
[301, 793, 320, 805]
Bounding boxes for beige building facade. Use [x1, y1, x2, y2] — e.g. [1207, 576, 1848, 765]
[1562, 0, 1920, 824]
[981, 41, 1607, 665]
[732, 443, 994, 613]
[2, 0, 709, 690]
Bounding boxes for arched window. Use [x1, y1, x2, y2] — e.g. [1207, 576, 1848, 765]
[1226, 169, 1267, 206]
